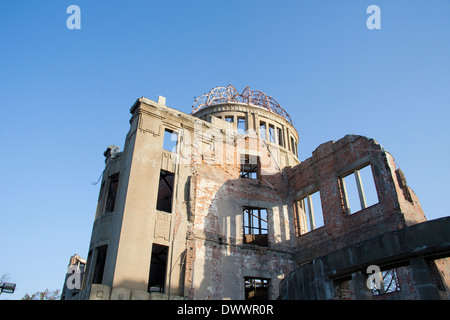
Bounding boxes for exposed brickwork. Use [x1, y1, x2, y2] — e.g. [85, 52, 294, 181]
[73, 97, 449, 301]
[288, 135, 427, 265]
[185, 152, 294, 299]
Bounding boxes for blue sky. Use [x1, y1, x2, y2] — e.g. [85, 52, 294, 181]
[0, 0, 449, 299]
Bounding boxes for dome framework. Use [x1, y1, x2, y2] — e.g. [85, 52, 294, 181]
[192, 85, 293, 125]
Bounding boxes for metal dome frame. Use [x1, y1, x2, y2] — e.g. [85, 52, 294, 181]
[192, 85, 293, 125]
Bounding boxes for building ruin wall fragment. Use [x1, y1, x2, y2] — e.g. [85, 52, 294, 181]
[62, 88, 450, 300]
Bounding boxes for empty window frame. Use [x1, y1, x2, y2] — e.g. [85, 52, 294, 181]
[92, 245, 108, 285]
[295, 190, 324, 234]
[340, 164, 379, 215]
[245, 277, 269, 300]
[148, 244, 169, 293]
[277, 127, 284, 147]
[163, 128, 178, 153]
[259, 122, 267, 140]
[368, 268, 401, 296]
[240, 154, 259, 179]
[269, 124, 275, 143]
[243, 207, 268, 247]
[156, 170, 174, 213]
[224, 115, 234, 123]
[237, 116, 246, 135]
[290, 136, 298, 157]
[105, 173, 119, 213]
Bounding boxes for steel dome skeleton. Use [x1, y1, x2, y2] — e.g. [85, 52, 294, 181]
[192, 85, 293, 125]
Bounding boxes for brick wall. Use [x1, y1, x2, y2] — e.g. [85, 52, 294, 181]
[186, 149, 294, 299]
[289, 135, 426, 265]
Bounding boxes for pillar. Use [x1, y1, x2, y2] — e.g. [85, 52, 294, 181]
[410, 258, 440, 300]
[351, 271, 372, 300]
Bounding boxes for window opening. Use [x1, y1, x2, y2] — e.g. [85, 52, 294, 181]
[245, 277, 269, 300]
[243, 207, 268, 246]
[259, 122, 266, 140]
[269, 125, 275, 143]
[156, 170, 174, 213]
[368, 268, 401, 296]
[163, 129, 178, 153]
[148, 244, 169, 293]
[290, 137, 297, 156]
[225, 115, 234, 123]
[277, 127, 283, 147]
[105, 173, 119, 213]
[340, 164, 378, 214]
[358, 165, 378, 208]
[240, 154, 259, 179]
[237, 117, 246, 135]
[92, 245, 108, 284]
[295, 190, 324, 234]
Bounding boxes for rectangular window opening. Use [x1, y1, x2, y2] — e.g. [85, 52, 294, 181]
[92, 245, 108, 285]
[295, 190, 324, 235]
[340, 164, 379, 215]
[290, 137, 297, 156]
[243, 207, 268, 247]
[163, 128, 178, 153]
[358, 165, 379, 208]
[245, 277, 269, 300]
[148, 244, 169, 293]
[105, 173, 119, 213]
[240, 154, 259, 179]
[369, 268, 401, 296]
[237, 117, 246, 135]
[259, 122, 267, 140]
[277, 127, 283, 147]
[156, 170, 174, 213]
[225, 115, 234, 123]
[269, 125, 275, 143]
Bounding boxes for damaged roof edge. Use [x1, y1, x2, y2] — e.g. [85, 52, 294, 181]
[311, 134, 384, 158]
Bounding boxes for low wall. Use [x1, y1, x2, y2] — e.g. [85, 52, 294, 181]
[70, 284, 186, 300]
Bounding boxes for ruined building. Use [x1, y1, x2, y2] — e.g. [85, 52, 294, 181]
[63, 86, 450, 300]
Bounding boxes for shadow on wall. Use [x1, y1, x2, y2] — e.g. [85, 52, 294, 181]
[190, 173, 295, 300]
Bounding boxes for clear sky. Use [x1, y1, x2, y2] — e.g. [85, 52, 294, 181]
[0, 0, 449, 299]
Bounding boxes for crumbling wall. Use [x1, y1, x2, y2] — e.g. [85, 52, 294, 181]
[280, 217, 450, 300]
[185, 134, 295, 299]
[288, 134, 427, 265]
[79, 95, 447, 301]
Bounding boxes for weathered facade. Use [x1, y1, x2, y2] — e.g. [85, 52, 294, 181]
[62, 86, 450, 300]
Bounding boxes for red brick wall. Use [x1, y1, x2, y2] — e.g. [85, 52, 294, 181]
[184, 134, 429, 299]
[185, 149, 294, 299]
[289, 135, 426, 265]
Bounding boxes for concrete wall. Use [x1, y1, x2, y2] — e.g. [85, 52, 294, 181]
[280, 217, 450, 300]
[81, 96, 299, 300]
